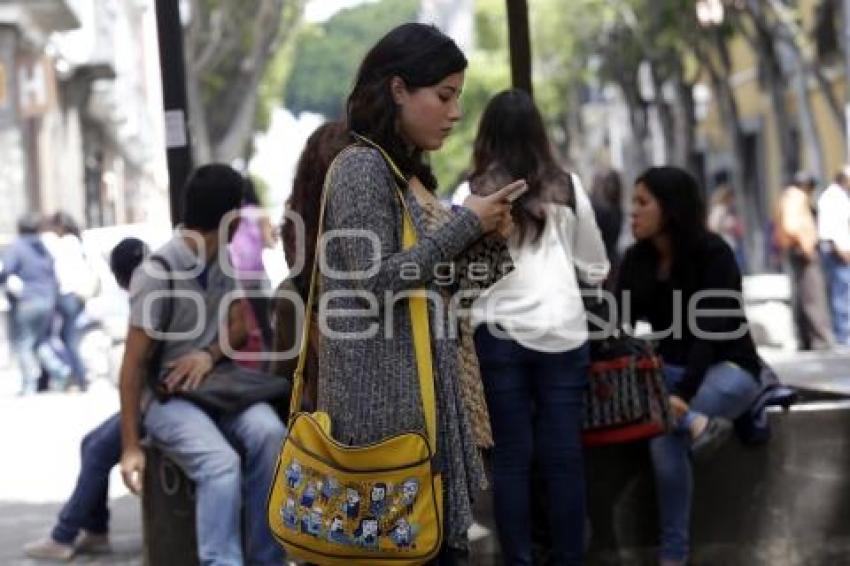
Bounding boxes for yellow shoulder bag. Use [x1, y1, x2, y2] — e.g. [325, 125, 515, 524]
[267, 140, 443, 565]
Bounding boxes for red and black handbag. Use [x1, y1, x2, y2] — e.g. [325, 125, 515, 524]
[582, 333, 674, 446]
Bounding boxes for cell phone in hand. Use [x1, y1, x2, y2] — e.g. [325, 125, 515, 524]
[506, 183, 529, 203]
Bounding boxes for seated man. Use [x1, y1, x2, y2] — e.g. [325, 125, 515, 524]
[23, 237, 150, 561]
[118, 164, 286, 565]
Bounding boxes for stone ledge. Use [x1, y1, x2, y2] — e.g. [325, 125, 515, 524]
[585, 402, 850, 565]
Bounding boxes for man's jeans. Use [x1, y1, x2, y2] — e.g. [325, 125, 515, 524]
[652, 363, 760, 562]
[822, 252, 850, 345]
[52, 413, 122, 544]
[144, 399, 286, 566]
[475, 326, 589, 566]
[57, 293, 87, 387]
[11, 297, 68, 394]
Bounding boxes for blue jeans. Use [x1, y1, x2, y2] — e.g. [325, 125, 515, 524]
[11, 297, 68, 394]
[652, 363, 760, 562]
[57, 293, 87, 387]
[52, 413, 122, 544]
[822, 252, 850, 345]
[474, 326, 589, 566]
[144, 399, 286, 566]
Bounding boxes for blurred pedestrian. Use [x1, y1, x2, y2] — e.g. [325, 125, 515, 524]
[589, 167, 624, 288]
[23, 237, 149, 561]
[43, 211, 98, 390]
[0, 213, 68, 394]
[230, 177, 276, 349]
[469, 89, 609, 565]
[776, 171, 834, 350]
[817, 165, 850, 346]
[617, 166, 762, 566]
[707, 184, 748, 273]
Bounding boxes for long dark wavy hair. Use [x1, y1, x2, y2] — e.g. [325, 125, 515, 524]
[282, 121, 351, 296]
[628, 166, 709, 291]
[470, 89, 574, 245]
[346, 23, 467, 191]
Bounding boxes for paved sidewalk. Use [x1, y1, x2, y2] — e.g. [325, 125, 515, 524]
[0, 497, 142, 565]
[0, 374, 142, 565]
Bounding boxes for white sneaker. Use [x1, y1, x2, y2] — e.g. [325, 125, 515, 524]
[22, 538, 75, 561]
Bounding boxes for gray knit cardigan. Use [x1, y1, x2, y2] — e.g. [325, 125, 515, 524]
[316, 146, 485, 548]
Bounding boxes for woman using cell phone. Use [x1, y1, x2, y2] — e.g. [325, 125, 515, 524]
[316, 24, 525, 563]
[469, 89, 609, 565]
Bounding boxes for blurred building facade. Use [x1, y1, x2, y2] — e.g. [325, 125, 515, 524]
[694, 0, 846, 271]
[0, 0, 166, 237]
[581, 0, 847, 272]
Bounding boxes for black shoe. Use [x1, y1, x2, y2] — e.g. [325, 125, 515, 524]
[690, 416, 733, 461]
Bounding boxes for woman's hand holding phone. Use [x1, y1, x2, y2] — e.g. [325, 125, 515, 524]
[464, 180, 526, 234]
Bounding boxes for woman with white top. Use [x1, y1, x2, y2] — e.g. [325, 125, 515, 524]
[469, 90, 609, 565]
[44, 212, 97, 390]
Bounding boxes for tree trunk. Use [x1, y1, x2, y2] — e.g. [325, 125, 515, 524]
[212, 79, 262, 162]
[808, 58, 845, 136]
[185, 70, 212, 165]
[749, 10, 797, 180]
[505, 0, 533, 97]
[650, 60, 677, 166]
[183, 0, 289, 166]
[672, 61, 698, 175]
[780, 41, 826, 183]
[618, 77, 650, 174]
[699, 35, 751, 249]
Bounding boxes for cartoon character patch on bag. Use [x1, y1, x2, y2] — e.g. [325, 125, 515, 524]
[285, 461, 303, 489]
[388, 517, 414, 549]
[326, 515, 351, 545]
[399, 478, 419, 514]
[369, 482, 388, 516]
[353, 516, 380, 548]
[301, 482, 318, 508]
[281, 498, 298, 530]
[300, 506, 324, 537]
[320, 477, 340, 503]
[342, 487, 361, 519]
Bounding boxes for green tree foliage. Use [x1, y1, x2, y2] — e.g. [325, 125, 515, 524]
[185, 0, 304, 163]
[283, 0, 419, 118]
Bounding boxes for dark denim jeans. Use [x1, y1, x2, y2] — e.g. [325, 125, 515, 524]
[57, 293, 87, 388]
[11, 297, 66, 394]
[822, 252, 850, 345]
[652, 363, 760, 562]
[474, 326, 589, 566]
[52, 413, 122, 544]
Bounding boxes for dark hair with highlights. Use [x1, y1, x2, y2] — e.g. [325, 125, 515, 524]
[346, 23, 467, 191]
[471, 89, 574, 245]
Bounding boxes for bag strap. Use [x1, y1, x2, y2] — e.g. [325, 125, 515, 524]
[288, 135, 438, 449]
[147, 255, 174, 399]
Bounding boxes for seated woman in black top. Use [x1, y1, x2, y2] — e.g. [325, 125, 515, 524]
[616, 166, 762, 566]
